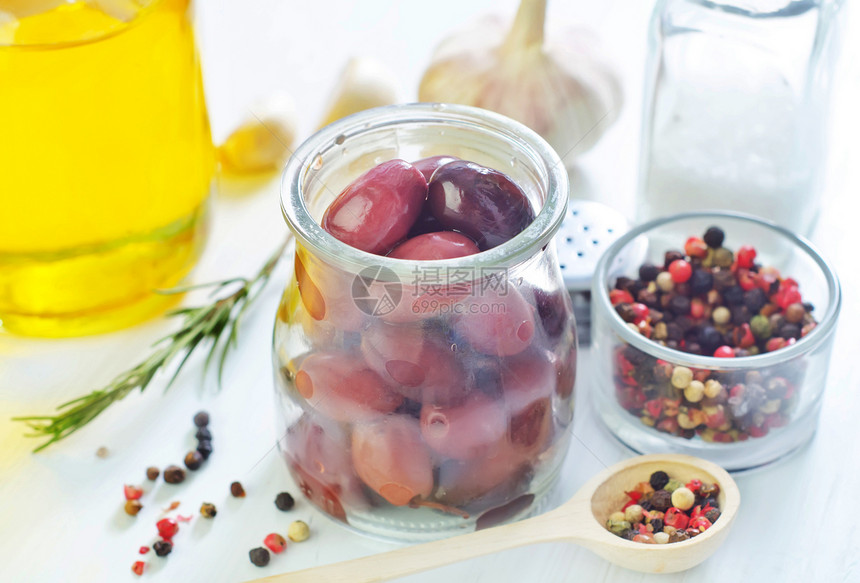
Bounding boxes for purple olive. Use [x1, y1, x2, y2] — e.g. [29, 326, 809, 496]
[427, 161, 535, 250]
[322, 159, 428, 255]
[388, 231, 480, 261]
[412, 155, 459, 182]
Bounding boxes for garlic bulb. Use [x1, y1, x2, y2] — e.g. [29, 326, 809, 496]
[218, 93, 298, 175]
[419, 0, 621, 161]
[318, 57, 399, 129]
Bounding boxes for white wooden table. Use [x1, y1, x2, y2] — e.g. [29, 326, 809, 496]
[2, 1, 859, 581]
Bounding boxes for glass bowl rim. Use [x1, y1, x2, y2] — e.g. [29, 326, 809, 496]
[280, 102, 569, 279]
[592, 210, 842, 369]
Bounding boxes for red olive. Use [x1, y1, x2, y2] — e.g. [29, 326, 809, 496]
[500, 351, 557, 454]
[285, 417, 367, 521]
[322, 159, 428, 255]
[294, 250, 365, 331]
[420, 394, 507, 460]
[454, 286, 536, 356]
[361, 323, 469, 406]
[435, 441, 531, 507]
[388, 231, 480, 261]
[295, 352, 403, 421]
[427, 161, 535, 250]
[351, 416, 434, 506]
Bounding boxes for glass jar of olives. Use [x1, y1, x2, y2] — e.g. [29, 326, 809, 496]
[274, 104, 577, 541]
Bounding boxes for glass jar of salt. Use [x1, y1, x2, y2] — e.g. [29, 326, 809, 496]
[637, 0, 845, 236]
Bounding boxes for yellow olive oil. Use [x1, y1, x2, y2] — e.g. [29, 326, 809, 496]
[0, 0, 214, 336]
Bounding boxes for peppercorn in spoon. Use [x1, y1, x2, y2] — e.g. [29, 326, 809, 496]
[246, 454, 740, 581]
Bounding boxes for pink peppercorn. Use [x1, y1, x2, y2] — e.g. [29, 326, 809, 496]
[124, 485, 144, 501]
[132, 561, 145, 576]
[156, 518, 179, 540]
[713, 346, 735, 358]
[736, 245, 757, 268]
[684, 237, 708, 258]
[668, 259, 692, 283]
[631, 303, 650, 324]
[610, 289, 634, 305]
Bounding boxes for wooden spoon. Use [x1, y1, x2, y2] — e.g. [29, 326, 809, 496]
[248, 454, 739, 582]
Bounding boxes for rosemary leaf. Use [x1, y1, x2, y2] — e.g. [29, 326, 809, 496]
[12, 239, 289, 452]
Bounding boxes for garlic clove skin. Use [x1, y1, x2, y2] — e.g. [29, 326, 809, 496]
[87, 0, 150, 22]
[418, 0, 621, 161]
[0, 0, 67, 19]
[218, 92, 298, 175]
[318, 57, 399, 129]
[0, 11, 18, 45]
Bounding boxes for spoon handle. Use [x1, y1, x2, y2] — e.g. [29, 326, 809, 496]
[246, 512, 568, 583]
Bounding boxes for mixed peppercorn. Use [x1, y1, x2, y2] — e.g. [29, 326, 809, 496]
[608, 227, 816, 442]
[605, 470, 721, 544]
[119, 410, 313, 575]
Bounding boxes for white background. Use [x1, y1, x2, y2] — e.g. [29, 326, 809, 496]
[2, 0, 860, 582]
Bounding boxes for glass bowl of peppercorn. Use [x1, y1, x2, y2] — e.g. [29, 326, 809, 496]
[591, 211, 841, 471]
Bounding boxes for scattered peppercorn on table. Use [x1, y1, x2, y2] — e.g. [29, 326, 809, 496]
[1, 1, 859, 582]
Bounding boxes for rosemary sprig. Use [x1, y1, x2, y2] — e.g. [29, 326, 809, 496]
[13, 239, 289, 452]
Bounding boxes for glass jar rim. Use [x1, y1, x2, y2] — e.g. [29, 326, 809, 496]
[592, 210, 842, 369]
[280, 103, 569, 280]
[0, 0, 164, 50]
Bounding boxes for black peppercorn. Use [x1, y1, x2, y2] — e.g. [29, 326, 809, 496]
[193, 411, 210, 427]
[649, 470, 669, 490]
[675, 316, 694, 332]
[705, 507, 721, 523]
[638, 263, 661, 282]
[195, 427, 212, 441]
[689, 270, 714, 296]
[249, 547, 270, 567]
[146, 467, 160, 481]
[743, 288, 767, 313]
[153, 540, 173, 557]
[779, 323, 801, 339]
[615, 303, 636, 323]
[184, 450, 203, 471]
[197, 439, 213, 460]
[723, 285, 744, 306]
[650, 518, 664, 533]
[730, 305, 751, 325]
[615, 276, 637, 294]
[703, 226, 725, 248]
[698, 326, 723, 354]
[637, 288, 658, 307]
[275, 492, 295, 511]
[163, 465, 186, 484]
[230, 481, 246, 498]
[669, 295, 691, 316]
